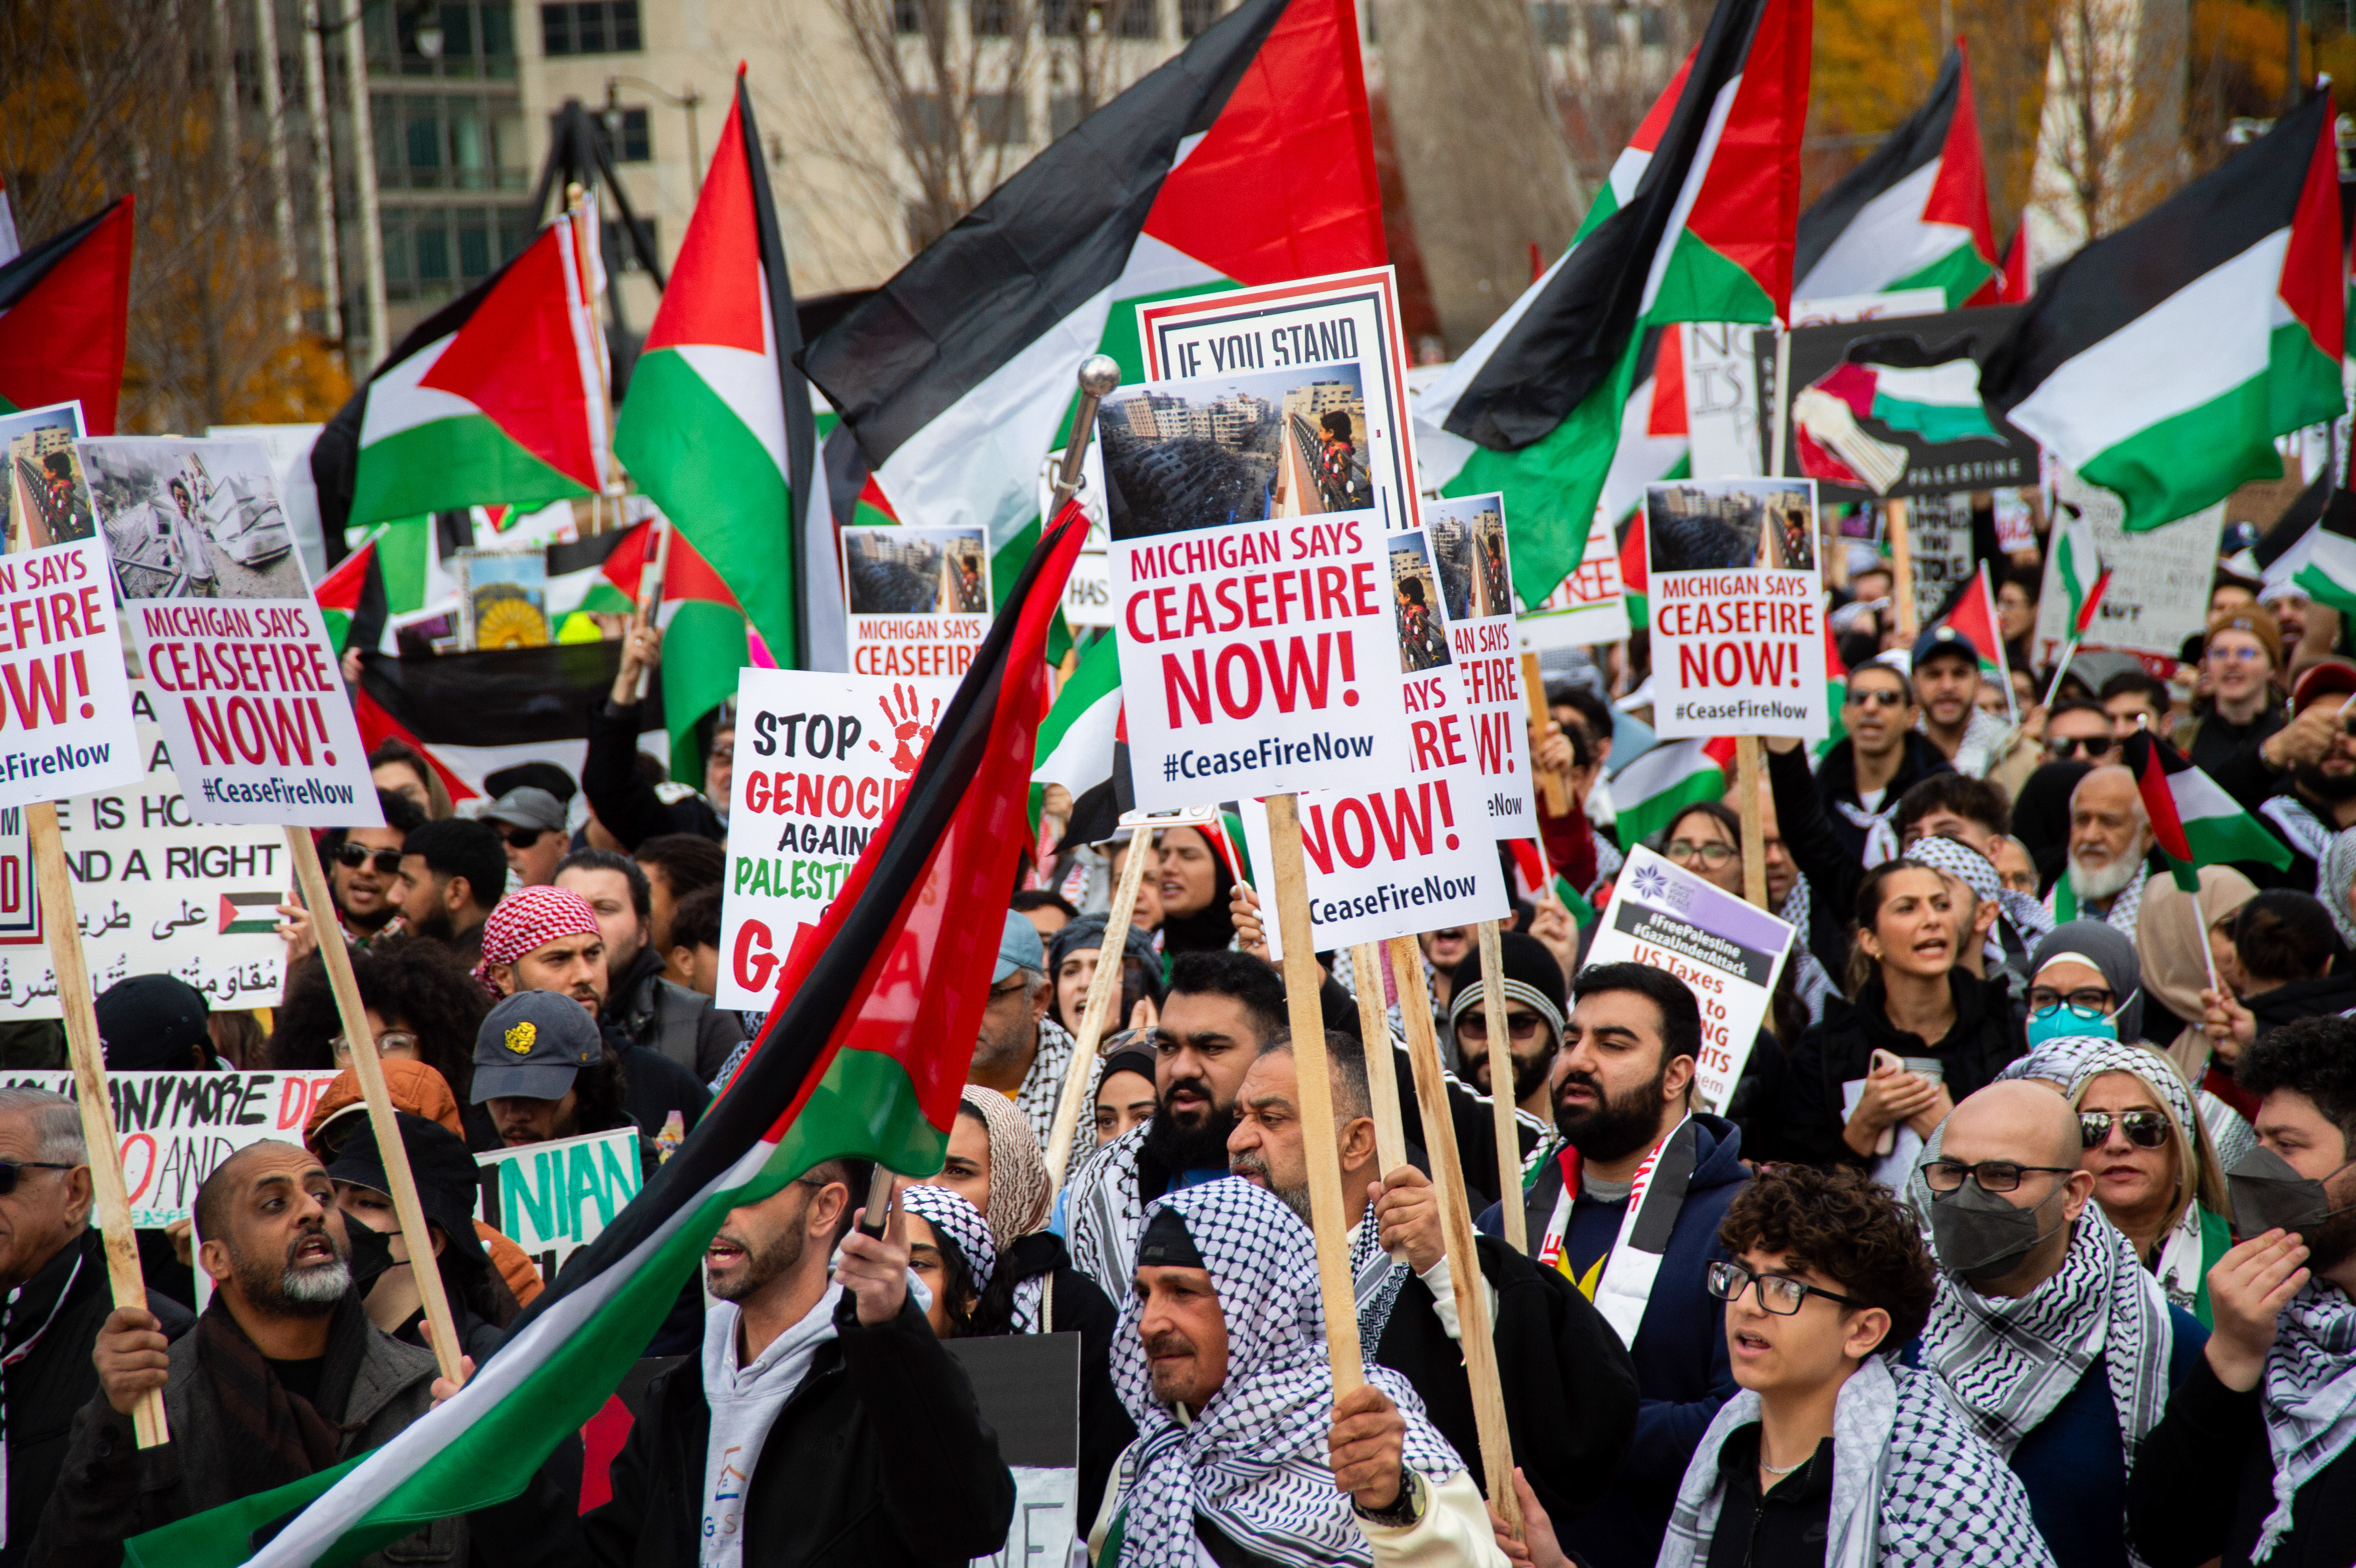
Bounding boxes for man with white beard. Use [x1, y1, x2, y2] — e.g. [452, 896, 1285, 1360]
[2048, 767, 2156, 933]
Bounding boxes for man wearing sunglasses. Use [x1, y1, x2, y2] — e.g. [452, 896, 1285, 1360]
[1444, 931, 1566, 1120]
[2042, 699, 2119, 766]
[1767, 661, 1951, 866]
[315, 790, 425, 946]
[1919, 1081, 2208, 1568]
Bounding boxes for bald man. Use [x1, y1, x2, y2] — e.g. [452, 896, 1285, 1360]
[2048, 767, 2155, 932]
[1915, 1080, 2208, 1568]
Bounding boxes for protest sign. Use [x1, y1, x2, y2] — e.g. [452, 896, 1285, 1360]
[842, 525, 991, 678]
[1684, 293, 1943, 479]
[1645, 479, 1828, 742]
[1583, 846, 1796, 1113]
[1422, 493, 1539, 834]
[1239, 776, 1508, 956]
[78, 438, 379, 827]
[1515, 506, 1630, 650]
[2032, 468, 2225, 662]
[1, 401, 96, 550]
[1904, 493, 1978, 630]
[475, 1125, 644, 1283]
[0, 1068, 340, 1226]
[0, 680, 294, 1020]
[718, 666, 958, 1009]
[946, 1334, 1081, 1568]
[1135, 268, 1424, 535]
[0, 530, 141, 807]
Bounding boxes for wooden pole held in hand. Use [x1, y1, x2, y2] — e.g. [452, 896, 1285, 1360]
[285, 827, 466, 1383]
[1042, 826, 1157, 1194]
[632, 519, 673, 703]
[1266, 795, 1364, 1395]
[32, 802, 168, 1448]
[1389, 935, 1520, 1536]
[1350, 943, 1409, 1177]
[1735, 738, 1768, 911]
[1474, 921, 1528, 1253]
[1520, 653, 1567, 816]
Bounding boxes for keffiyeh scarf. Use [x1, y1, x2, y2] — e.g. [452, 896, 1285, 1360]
[2323, 827, 2356, 946]
[1108, 1180, 1461, 1568]
[1067, 1120, 1151, 1294]
[1776, 873, 1838, 1025]
[470, 884, 602, 996]
[2254, 1282, 2356, 1563]
[901, 1184, 999, 1293]
[1658, 1355, 2052, 1568]
[1348, 1205, 1409, 1350]
[1012, 1016, 1081, 1154]
[2262, 795, 2334, 869]
[2063, 1041, 2216, 1316]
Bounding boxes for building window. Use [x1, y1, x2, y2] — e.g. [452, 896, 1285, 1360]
[540, 1, 641, 56]
[568, 106, 652, 161]
[1115, 0, 1157, 36]
[1178, 0, 1220, 38]
[974, 92, 1028, 144]
[1532, 1, 1571, 45]
[972, 0, 1014, 33]
[910, 93, 952, 146]
[384, 205, 539, 301]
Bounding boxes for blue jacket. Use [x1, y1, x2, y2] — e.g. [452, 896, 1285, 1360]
[1477, 1115, 1751, 1568]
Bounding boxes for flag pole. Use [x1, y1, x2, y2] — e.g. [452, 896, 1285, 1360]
[1520, 653, 1567, 815]
[31, 803, 167, 1447]
[1051, 356, 1123, 510]
[285, 828, 466, 1382]
[1388, 931, 1521, 1536]
[2040, 634, 2083, 709]
[1349, 942, 1410, 1176]
[1041, 823, 1156, 1194]
[1473, 920, 1528, 1253]
[632, 517, 672, 702]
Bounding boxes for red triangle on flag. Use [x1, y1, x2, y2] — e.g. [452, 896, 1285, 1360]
[1647, 327, 1690, 438]
[1676, 0, 1811, 318]
[599, 521, 745, 612]
[644, 82, 765, 356]
[1618, 512, 1648, 595]
[0, 197, 133, 434]
[314, 538, 375, 616]
[1925, 41, 2000, 305]
[418, 224, 600, 490]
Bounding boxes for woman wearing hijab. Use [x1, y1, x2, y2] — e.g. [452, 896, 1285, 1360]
[1048, 917, 1167, 1035]
[2136, 866, 2257, 1081]
[1094, 1045, 1158, 1145]
[2062, 1043, 2235, 1326]
[2026, 921, 2149, 1051]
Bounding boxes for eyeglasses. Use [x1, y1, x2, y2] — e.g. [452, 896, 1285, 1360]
[2025, 986, 2115, 1017]
[1458, 1010, 1547, 1043]
[1920, 1158, 2079, 1194]
[0, 1160, 74, 1195]
[1704, 1259, 1863, 1315]
[1845, 688, 1907, 709]
[2079, 1109, 2172, 1150]
[2044, 734, 2115, 760]
[331, 1030, 420, 1061]
[2207, 644, 2265, 664]
[986, 977, 1032, 1004]
[501, 827, 551, 850]
[333, 843, 403, 875]
[1667, 839, 1736, 867]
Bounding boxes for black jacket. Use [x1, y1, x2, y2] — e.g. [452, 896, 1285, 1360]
[1764, 742, 1865, 983]
[1385, 1041, 1540, 1219]
[2127, 1353, 2356, 1568]
[2243, 971, 2356, 1038]
[607, 947, 744, 1084]
[1809, 731, 1952, 863]
[1782, 971, 2025, 1170]
[2195, 759, 2340, 892]
[1371, 1233, 1638, 1530]
[2188, 705, 2288, 813]
[2, 1233, 194, 1568]
[584, 698, 723, 852]
[492, 1291, 1014, 1568]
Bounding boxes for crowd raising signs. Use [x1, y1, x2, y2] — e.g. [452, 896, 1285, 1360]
[1645, 478, 1830, 745]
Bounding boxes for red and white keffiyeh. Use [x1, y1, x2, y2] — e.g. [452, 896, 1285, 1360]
[471, 886, 602, 993]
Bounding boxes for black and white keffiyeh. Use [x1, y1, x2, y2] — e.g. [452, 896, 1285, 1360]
[1013, 1015, 1081, 1151]
[1067, 1119, 1151, 1295]
[1347, 1206, 1409, 1350]
[2062, 1040, 2216, 1316]
[2262, 795, 2334, 870]
[1775, 873, 1839, 1024]
[901, 1184, 998, 1294]
[1109, 1179, 1462, 1568]
[1658, 1353, 2053, 1568]
[2254, 1282, 2356, 1563]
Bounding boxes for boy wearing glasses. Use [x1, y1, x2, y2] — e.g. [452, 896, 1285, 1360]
[1919, 1080, 2206, 1568]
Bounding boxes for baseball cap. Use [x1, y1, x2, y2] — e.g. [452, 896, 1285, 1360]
[483, 762, 578, 806]
[481, 786, 567, 835]
[95, 974, 213, 1072]
[995, 909, 1045, 983]
[2291, 657, 2356, 711]
[1909, 623, 1979, 670]
[471, 990, 604, 1103]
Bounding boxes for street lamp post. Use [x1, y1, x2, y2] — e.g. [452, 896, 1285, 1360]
[604, 76, 705, 193]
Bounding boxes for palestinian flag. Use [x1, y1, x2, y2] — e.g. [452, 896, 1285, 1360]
[1816, 615, 1849, 758]
[615, 71, 842, 674]
[1033, 632, 1122, 837]
[2292, 488, 2356, 616]
[1506, 838, 1596, 923]
[1981, 92, 2345, 533]
[1611, 734, 1737, 849]
[803, 0, 1383, 604]
[1793, 329, 2001, 492]
[1996, 226, 2032, 303]
[0, 196, 133, 433]
[1597, 327, 1693, 545]
[217, 892, 281, 936]
[2048, 495, 2111, 638]
[1411, 0, 1810, 595]
[129, 503, 1088, 1568]
[2121, 730, 2292, 889]
[314, 532, 386, 657]
[1617, 510, 1650, 628]
[1926, 562, 2012, 712]
[312, 215, 607, 535]
[1791, 44, 1997, 309]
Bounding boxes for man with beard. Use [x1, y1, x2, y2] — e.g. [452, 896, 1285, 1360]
[2128, 1016, 2356, 1567]
[965, 912, 1079, 1150]
[1065, 951, 1287, 1292]
[1914, 626, 2008, 779]
[34, 1143, 556, 1564]
[1919, 1079, 2207, 1568]
[396, 817, 506, 966]
[1445, 932, 1564, 1119]
[1225, 1033, 1637, 1535]
[1477, 962, 1750, 1568]
[312, 790, 425, 947]
[555, 849, 743, 1081]
[2049, 767, 2158, 931]
[469, 989, 642, 1152]
[1793, 661, 1952, 864]
[2217, 659, 2356, 888]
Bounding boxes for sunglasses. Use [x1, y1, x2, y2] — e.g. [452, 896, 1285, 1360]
[1704, 1259, 1862, 1315]
[1458, 1009, 1547, 1043]
[2045, 734, 2115, 760]
[2079, 1109, 2172, 1150]
[502, 827, 552, 850]
[1667, 839, 1736, 867]
[1845, 688, 1907, 709]
[333, 843, 403, 876]
[0, 1159, 74, 1195]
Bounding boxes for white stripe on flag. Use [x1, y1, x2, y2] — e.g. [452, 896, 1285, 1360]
[356, 335, 476, 446]
[2168, 765, 2247, 828]
[1034, 687, 1120, 792]
[1613, 736, 1722, 799]
[1793, 159, 1960, 300]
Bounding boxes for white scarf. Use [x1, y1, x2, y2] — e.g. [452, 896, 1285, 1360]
[698, 1285, 844, 1568]
[1535, 1115, 1698, 1348]
[2255, 1281, 2356, 1563]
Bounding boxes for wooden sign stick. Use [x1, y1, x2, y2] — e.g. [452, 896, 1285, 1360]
[1265, 794, 1364, 1394]
[1349, 942, 1409, 1176]
[1389, 934, 1519, 1535]
[632, 518, 673, 702]
[285, 827, 465, 1382]
[1474, 920, 1527, 1252]
[1519, 653, 1567, 815]
[31, 802, 167, 1447]
[1889, 499, 1918, 641]
[1042, 827, 1156, 1194]
[1736, 739, 1768, 911]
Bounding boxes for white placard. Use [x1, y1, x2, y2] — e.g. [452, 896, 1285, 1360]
[1645, 479, 1828, 742]
[1062, 550, 1115, 628]
[1239, 776, 1508, 956]
[1516, 508, 1632, 651]
[841, 524, 991, 679]
[1906, 492, 1978, 629]
[1420, 493, 1539, 834]
[79, 437, 379, 826]
[0, 534, 140, 807]
[475, 1125, 644, 1284]
[2032, 468, 2226, 662]
[718, 667, 959, 1009]
[1582, 847, 1796, 1114]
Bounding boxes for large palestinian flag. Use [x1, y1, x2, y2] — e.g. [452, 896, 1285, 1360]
[1790, 44, 1997, 308]
[1412, 0, 1811, 596]
[131, 503, 1089, 1568]
[0, 196, 133, 433]
[1612, 734, 1737, 848]
[615, 70, 841, 674]
[802, 0, 1383, 601]
[312, 215, 607, 535]
[1981, 91, 2345, 533]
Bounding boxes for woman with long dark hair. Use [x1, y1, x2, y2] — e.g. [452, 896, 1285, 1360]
[268, 935, 490, 1103]
[1155, 823, 1237, 955]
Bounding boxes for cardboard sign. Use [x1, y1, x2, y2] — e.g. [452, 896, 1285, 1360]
[2032, 469, 2225, 661]
[0, 680, 296, 1019]
[0, 533, 140, 808]
[1582, 847, 1796, 1114]
[1905, 493, 1979, 630]
[945, 1334, 1081, 1568]
[79, 437, 379, 826]
[475, 1125, 644, 1283]
[1645, 479, 1828, 742]
[1419, 494, 1539, 835]
[0, 1068, 340, 1226]
[842, 525, 991, 678]
[718, 667, 958, 1009]
[1516, 505, 1631, 651]
[0, 401, 96, 551]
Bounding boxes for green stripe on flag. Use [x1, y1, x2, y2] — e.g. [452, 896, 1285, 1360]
[660, 599, 749, 784]
[350, 416, 591, 528]
[1887, 241, 1995, 310]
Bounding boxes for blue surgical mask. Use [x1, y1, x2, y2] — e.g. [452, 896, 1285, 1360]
[2027, 1002, 2116, 1047]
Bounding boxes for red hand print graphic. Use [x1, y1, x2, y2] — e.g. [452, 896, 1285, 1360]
[871, 684, 940, 775]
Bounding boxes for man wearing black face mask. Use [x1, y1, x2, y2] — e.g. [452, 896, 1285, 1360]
[1919, 1080, 2209, 1568]
[2127, 1016, 2356, 1568]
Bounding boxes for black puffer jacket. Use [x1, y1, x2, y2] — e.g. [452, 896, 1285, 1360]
[1782, 970, 2025, 1169]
